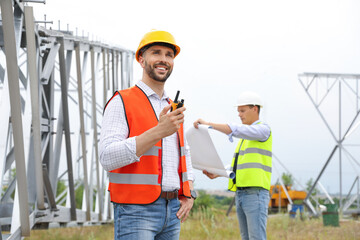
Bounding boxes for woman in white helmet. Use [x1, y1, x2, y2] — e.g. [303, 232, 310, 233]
[194, 91, 272, 240]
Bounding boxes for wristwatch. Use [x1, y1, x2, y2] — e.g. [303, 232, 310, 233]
[190, 190, 197, 200]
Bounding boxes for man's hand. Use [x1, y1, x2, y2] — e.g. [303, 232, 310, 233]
[193, 119, 232, 135]
[177, 196, 194, 223]
[193, 118, 208, 129]
[203, 170, 219, 179]
[157, 105, 186, 138]
[135, 105, 185, 157]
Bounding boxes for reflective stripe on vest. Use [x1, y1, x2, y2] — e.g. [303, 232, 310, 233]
[238, 148, 272, 157]
[109, 172, 161, 185]
[180, 146, 185, 157]
[177, 130, 191, 198]
[182, 172, 189, 182]
[237, 162, 272, 173]
[143, 146, 161, 156]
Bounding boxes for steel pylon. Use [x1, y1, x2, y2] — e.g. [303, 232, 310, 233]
[299, 72, 360, 216]
[0, 1, 134, 239]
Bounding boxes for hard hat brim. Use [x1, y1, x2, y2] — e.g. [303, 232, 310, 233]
[135, 42, 180, 62]
[234, 103, 263, 108]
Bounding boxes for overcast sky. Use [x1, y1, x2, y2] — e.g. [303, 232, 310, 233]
[33, 0, 360, 194]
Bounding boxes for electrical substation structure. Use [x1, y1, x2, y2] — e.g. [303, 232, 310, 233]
[299, 72, 360, 217]
[0, 1, 134, 239]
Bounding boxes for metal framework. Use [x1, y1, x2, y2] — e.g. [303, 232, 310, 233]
[0, 1, 134, 239]
[272, 154, 333, 216]
[299, 72, 360, 216]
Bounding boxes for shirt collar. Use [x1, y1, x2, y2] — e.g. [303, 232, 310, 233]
[136, 81, 169, 100]
[252, 120, 262, 125]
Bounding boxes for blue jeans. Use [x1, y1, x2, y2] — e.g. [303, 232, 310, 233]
[235, 188, 270, 240]
[289, 204, 304, 218]
[113, 198, 181, 240]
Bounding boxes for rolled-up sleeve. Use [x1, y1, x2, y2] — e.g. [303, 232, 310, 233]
[227, 121, 271, 142]
[99, 96, 140, 171]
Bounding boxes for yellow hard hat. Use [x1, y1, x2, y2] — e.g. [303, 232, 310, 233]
[135, 30, 181, 62]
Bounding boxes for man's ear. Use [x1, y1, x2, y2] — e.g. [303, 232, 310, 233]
[139, 55, 145, 68]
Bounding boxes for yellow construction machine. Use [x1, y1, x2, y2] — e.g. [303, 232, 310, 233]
[269, 185, 307, 213]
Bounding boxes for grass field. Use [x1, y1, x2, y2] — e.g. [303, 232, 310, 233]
[26, 208, 360, 240]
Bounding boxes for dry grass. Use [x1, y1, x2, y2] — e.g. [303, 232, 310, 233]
[267, 215, 360, 240]
[25, 209, 360, 240]
[180, 207, 240, 240]
[26, 224, 113, 240]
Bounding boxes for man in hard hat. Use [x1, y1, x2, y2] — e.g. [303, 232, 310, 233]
[99, 30, 196, 240]
[194, 91, 272, 240]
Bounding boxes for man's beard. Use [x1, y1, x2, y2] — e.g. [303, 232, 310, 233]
[144, 61, 173, 82]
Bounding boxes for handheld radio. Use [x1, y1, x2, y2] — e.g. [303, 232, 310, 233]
[170, 90, 184, 112]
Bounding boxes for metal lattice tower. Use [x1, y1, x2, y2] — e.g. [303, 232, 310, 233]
[0, 1, 134, 239]
[299, 72, 360, 215]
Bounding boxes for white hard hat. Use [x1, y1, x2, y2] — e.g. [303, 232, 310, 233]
[235, 91, 263, 108]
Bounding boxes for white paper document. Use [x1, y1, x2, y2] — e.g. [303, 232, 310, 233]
[186, 125, 235, 179]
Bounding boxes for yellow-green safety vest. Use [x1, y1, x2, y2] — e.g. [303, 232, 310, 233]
[228, 122, 272, 191]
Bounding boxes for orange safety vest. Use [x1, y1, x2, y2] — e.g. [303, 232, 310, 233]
[105, 85, 191, 204]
